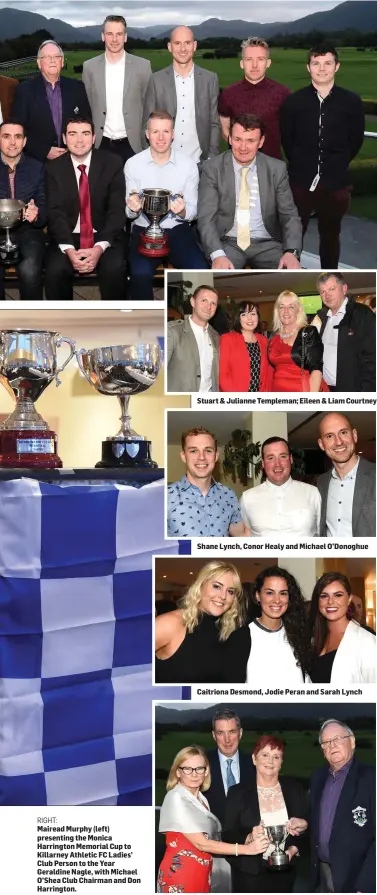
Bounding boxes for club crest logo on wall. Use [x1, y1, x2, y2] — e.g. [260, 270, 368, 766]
[352, 806, 367, 827]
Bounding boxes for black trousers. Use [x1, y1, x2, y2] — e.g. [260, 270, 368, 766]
[100, 136, 135, 165]
[44, 235, 127, 301]
[232, 867, 296, 893]
[0, 225, 45, 301]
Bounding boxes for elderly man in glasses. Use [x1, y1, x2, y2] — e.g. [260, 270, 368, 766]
[309, 718, 375, 893]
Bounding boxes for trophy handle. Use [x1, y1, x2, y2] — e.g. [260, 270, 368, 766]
[75, 347, 93, 385]
[54, 335, 76, 386]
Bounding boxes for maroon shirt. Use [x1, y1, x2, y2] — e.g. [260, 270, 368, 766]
[218, 77, 290, 159]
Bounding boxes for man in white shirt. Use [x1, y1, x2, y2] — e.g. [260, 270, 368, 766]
[206, 709, 255, 826]
[82, 15, 151, 164]
[142, 25, 221, 163]
[167, 285, 219, 392]
[125, 109, 208, 300]
[240, 436, 321, 536]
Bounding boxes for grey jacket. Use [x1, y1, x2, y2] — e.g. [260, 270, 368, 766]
[317, 456, 376, 537]
[167, 316, 219, 392]
[197, 150, 302, 258]
[82, 52, 152, 153]
[142, 64, 221, 160]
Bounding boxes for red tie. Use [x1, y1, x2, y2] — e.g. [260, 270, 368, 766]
[78, 163, 94, 248]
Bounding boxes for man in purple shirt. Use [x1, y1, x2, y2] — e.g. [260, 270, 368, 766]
[309, 719, 375, 893]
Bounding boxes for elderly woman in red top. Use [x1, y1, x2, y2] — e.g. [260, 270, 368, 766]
[219, 302, 272, 392]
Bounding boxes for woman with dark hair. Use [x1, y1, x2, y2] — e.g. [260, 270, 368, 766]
[246, 566, 311, 684]
[219, 302, 272, 392]
[308, 572, 376, 683]
[222, 734, 307, 893]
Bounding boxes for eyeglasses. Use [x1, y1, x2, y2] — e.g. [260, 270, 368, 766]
[178, 766, 207, 775]
[40, 55, 63, 62]
[320, 735, 351, 749]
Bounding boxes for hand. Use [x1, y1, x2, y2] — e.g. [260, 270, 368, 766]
[23, 199, 38, 223]
[127, 191, 144, 213]
[212, 256, 234, 270]
[47, 147, 67, 160]
[169, 194, 186, 217]
[286, 817, 307, 836]
[285, 846, 298, 861]
[76, 245, 103, 273]
[243, 833, 269, 856]
[278, 252, 301, 270]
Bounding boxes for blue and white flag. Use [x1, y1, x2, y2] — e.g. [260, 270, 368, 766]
[0, 478, 181, 806]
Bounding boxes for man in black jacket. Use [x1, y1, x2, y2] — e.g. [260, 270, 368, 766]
[206, 708, 255, 827]
[315, 272, 375, 391]
[280, 43, 364, 268]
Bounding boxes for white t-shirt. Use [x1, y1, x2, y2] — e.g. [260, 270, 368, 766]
[240, 477, 321, 537]
[246, 620, 308, 685]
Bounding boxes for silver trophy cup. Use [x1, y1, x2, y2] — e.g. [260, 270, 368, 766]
[266, 825, 289, 869]
[76, 343, 162, 467]
[0, 329, 76, 467]
[138, 188, 171, 256]
[0, 199, 25, 263]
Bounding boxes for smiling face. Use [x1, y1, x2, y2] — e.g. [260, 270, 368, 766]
[63, 122, 95, 158]
[240, 305, 259, 335]
[229, 122, 265, 165]
[278, 295, 299, 330]
[168, 26, 197, 66]
[0, 123, 26, 161]
[146, 117, 174, 154]
[37, 42, 64, 82]
[212, 718, 243, 757]
[252, 744, 283, 780]
[102, 20, 127, 56]
[256, 576, 289, 625]
[190, 289, 218, 326]
[320, 722, 355, 771]
[199, 571, 237, 618]
[262, 441, 292, 486]
[318, 275, 347, 314]
[318, 414, 358, 468]
[318, 579, 351, 624]
[181, 433, 218, 484]
[241, 45, 271, 84]
[308, 52, 340, 91]
[176, 755, 208, 793]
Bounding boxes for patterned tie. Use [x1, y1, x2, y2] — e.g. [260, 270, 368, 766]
[226, 758, 236, 790]
[237, 165, 251, 251]
[78, 164, 94, 249]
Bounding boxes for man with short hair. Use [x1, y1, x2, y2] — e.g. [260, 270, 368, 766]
[315, 272, 375, 392]
[206, 709, 255, 826]
[167, 285, 219, 392]
[142, 25, 221, 162]
[44, 117, 126, 301]
[219, 36, 290, 158]
[0, 119, 45, 301]
[125, 110, 208, 300]
[83, 15, 151, 163]
[167, 427, 245, 537]
[11, 40, 91, 161]
[317, 412, 376, 537]
[240, 436, 321, 536]
[198, 114, 302, 270]
[309, 719, 375, 893]
[280, 43, 365, 267]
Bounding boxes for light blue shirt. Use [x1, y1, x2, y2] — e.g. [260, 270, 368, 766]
[326, 456, 359, 536]
[218, 749, 240, 794]
[125, 146, 199, 229]
[167, 475, 242, 537]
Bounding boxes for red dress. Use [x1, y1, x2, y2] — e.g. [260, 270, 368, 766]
[157, 832, 212, 893]
[269, 335, 310, 392]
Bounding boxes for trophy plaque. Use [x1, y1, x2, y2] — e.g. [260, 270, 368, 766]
[138, 189, 171, 257]
[266, 825, 289, 870]
[76, 343, 162, 468]
[0, 329, 76, 468]
[0, 199, 25, 264]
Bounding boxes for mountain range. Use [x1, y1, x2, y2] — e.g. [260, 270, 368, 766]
[155, 702, 375, 725]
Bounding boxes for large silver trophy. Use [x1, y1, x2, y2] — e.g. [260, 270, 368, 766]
[0, 199, 25, 263]
[76, 343, 162, 468]
[266, 826, 289, 870]
[138, 188, 171, 257]
[0, 329, 76, 468]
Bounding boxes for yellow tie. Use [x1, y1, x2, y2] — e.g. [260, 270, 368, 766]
[237, 165, 251, 251]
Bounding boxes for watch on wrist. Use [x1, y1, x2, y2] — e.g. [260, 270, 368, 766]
[284, 249, 301, 260]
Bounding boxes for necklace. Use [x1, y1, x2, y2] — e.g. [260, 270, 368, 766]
[280, 328, 298, 340]
[257, 783, 280, 794]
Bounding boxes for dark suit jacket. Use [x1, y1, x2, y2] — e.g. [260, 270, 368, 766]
[317, 297, 376, 392]
[0, 154, 46, 227]
[310, 759, 375, 893]
[0, 75, 19, 120]
[141, 64, 221, 160]
[11, 74, 91, 161]
[46, 149, 125, 246]
[167, 315, 220, 392]
[317, 456, 376, 537]
[198, 150, 302, 259]
[206, 748, 255, 827]
[222, 776, 307, 879]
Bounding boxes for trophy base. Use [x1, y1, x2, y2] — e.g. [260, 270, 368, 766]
[0, 245, 21, 265]
[268, 855, 290, 871]
[0, 428, 62, 468]
[96, 439, 157, 469]
[138, 231, 170, 257]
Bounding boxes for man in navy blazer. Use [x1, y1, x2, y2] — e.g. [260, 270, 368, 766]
[11, 40, 91, 162]
[206, 708, 255, 826]
[310, 719, 375, 893]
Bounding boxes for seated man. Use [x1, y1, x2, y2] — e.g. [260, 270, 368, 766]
[167, 426, 245, 537]
[125, 109, 208, 301]
[44, 117, 126, 301]
[198, 113, 302, 270]
[0, 119, 45, 301]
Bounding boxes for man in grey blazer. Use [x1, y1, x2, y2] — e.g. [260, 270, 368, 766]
[142, 25, 221, 162]
[167, 285, 219, 392]
[317, 412, 376, 537]
[198, 112, 302, 270]
[82, 14, 151, 163]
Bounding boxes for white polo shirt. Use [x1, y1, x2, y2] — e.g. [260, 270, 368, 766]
[240, 477, 321, 537]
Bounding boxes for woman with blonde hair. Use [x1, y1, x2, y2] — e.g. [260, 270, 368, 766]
[157, 745, 269, 893]
[268, 290, 326, 392]
[155, 561, 250, 684]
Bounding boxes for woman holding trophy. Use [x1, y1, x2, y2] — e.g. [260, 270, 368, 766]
[222, 735, 307, 893]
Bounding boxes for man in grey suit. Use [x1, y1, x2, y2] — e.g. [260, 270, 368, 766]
[142, 25, 221, 162]
[167, 284, 219, 392]
[82, 15, 151, 164]
[317, 412, 376, 537]
[198, 113, 302, 270]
